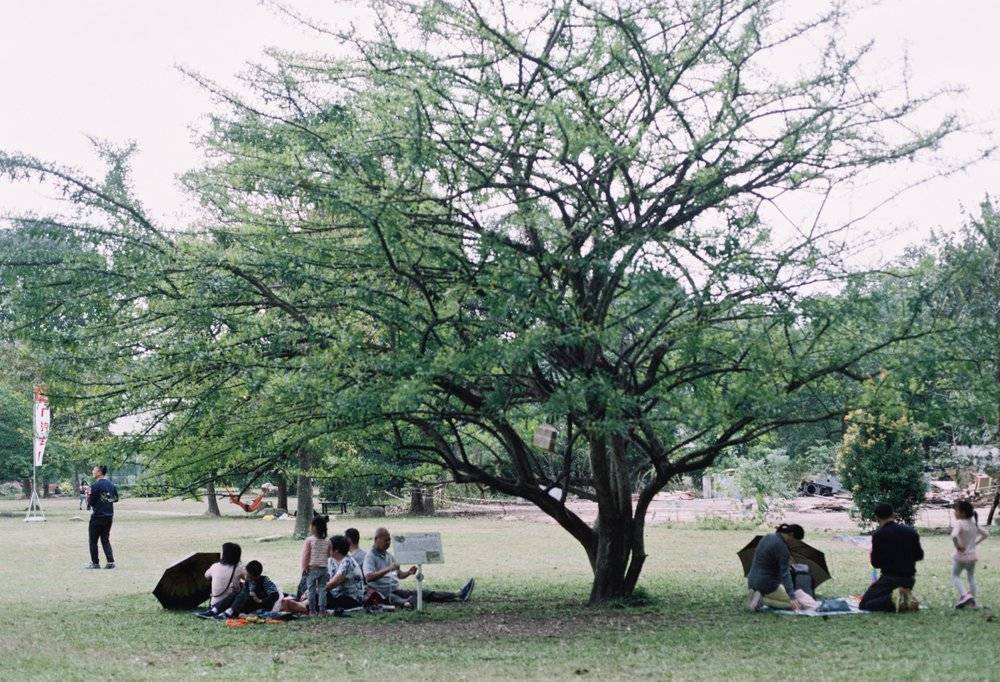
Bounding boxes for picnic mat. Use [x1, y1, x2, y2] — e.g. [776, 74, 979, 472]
[765, 597, 868, 616]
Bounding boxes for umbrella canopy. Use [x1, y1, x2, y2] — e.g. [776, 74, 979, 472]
[152, 552, 219, 610]
[737, 535, 832, 588]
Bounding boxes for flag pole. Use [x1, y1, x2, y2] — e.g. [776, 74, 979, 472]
[25, 385, 47, 523]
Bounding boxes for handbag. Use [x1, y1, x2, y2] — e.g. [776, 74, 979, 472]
[363, 587, 386, 610]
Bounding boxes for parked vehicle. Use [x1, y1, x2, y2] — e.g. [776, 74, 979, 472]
[799, 474, 844, 497]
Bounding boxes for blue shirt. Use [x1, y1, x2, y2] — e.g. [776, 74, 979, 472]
[88, 478, 118, 517]
[363, 547, 400, 597]
[249, 575, 280, 599]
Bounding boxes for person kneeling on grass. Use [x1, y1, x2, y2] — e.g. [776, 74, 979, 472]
[859, 503, 924, 613]
[746, 524, 803, 611]
[199, 560, 282, 620]
[362, 527, 475, 609]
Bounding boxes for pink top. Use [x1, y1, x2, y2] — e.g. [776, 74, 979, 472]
[205, 561, 246, 605]
[301, 536, 332, 572]
[951, 519, 986, 561]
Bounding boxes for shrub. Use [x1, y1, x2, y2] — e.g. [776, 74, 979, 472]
[0, 481, 23, 498]
[838, 403, 927, 525]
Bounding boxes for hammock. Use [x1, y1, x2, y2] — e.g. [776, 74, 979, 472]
[227, 490, 266, 513]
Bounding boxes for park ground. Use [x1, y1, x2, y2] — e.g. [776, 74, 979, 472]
[1, 497, 999, 681]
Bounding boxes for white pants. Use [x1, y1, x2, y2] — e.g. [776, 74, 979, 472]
[951, 559, 977, 599]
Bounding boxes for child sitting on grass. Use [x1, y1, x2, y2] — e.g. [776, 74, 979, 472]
[952, 499, 989, 609]
[209, 560, 282, 619]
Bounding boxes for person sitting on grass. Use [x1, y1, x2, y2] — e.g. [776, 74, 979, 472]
[325, 534, 365, 609]
[345, 527, 367, 569]
[363, 527, 474, 608]
[198, 542, 246, 619]
[859, 503, 924, 613]
[746, 524, 802, 611]
[198, 560, 281, 620]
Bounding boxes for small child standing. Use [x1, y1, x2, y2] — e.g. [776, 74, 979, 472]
[951, 500, 989, 609]
[301, 515, 332, 615]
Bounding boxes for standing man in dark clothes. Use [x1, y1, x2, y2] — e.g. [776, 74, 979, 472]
[86, 465, 118, 569]
[860, 503, 924, 612]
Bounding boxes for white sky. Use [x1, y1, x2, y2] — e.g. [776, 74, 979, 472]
[0, 0, 997, 263]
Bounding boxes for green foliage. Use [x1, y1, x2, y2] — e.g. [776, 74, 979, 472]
[317, 450, 413, 506]
[838, 384, 928, 524]
[0, 381, 31, 481]
[689, 516, 764, 532]
[726, 451, 797, 520]
[0, 0, 963, 600]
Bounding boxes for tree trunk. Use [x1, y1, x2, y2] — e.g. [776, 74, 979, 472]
[294, 448, 314, 538]
[585, 433, 642, 604]
[42, 476, 49, 498]
[205, 478, 221, 516]
[409, 487, 425, 514]
[589, 515, 636, 602]
[987, 491, 1000, 527]
[276, 475, 288, 511]
[22, 478, 31, 499]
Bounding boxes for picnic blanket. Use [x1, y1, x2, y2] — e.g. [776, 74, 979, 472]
[765, 596, 868, 616]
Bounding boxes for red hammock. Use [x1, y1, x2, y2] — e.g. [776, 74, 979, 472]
[227, 491, 266, 513]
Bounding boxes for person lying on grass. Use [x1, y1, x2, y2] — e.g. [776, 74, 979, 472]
[198, 560, 281, 620]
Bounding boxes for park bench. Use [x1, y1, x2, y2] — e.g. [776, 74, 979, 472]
[320, 500, 348, 515]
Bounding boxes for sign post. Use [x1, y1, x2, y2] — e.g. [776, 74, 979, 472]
[25, 386, 49, 523]
[393, 532, 444, 612]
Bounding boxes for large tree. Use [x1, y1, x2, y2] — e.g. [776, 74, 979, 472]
[1, 0, 963, 601]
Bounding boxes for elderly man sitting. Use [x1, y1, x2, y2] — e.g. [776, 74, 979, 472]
[363, 527, 475, 608]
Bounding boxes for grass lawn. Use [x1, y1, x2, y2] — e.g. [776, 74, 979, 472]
[1, 496, 998, 681]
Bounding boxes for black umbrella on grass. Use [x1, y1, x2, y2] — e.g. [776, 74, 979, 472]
[737, 536, 832, 587]
[153, 552, 218, 609]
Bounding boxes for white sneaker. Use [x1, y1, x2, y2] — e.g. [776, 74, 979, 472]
[746, 590, 763, 611]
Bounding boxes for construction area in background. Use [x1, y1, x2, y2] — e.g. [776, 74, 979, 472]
[432, 469, 999, 532]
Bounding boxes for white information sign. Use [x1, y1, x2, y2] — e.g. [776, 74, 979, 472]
[393, 532, 444, 564]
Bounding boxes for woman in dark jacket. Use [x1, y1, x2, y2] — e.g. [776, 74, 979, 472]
[746, 524, 803, 611]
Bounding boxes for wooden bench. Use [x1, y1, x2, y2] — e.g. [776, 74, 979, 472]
[320, 500, 348, 515]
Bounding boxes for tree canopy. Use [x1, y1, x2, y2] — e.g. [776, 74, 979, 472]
[0, 0, 969, 601]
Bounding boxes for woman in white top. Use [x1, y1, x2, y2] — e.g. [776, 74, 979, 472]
[201, 542, 247, 616]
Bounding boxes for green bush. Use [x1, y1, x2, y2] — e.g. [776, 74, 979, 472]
[838, 402, 927, 525]
[0, 481, 23, 498]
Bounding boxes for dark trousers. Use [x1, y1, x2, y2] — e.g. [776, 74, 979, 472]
[390, 588, 459, 606]
[215, 585, 280, 615]
[860, 574, 915, 612]
[326, 594, 362, 609]
[88, 516, 114, 564]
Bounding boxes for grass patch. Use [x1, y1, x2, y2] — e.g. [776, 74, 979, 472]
[1, 496, 998, 680]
